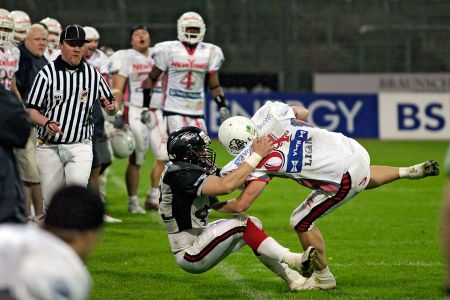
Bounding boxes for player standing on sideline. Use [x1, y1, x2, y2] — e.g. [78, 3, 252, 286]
[0, 185, 105, 300]
[27, 25, 118, 207]
[110, 25, 154, 214]
[40, 17, 62, 61]
[10, 10, 31, 45]
[0, 9, 21, 99]
[218, 101, 440, 290]
[142, 11, 231, 209]
[160, 126, 316, 291]
[14, 23, 48, 221]
[82, 26, 121, 223]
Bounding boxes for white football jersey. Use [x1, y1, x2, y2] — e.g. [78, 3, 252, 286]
[84, 49, 109, 75]
[152, 40, 224, 116]
[44, 48, 60, 62]
[221, 101, 354, 192]
[0, 45, 20, 90]
[0, 225, 91, 300]
[113, 48, 154, 107]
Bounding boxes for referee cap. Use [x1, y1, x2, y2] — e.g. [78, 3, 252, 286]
[45, 185, 105, 231]
[59, 24, 89, 43]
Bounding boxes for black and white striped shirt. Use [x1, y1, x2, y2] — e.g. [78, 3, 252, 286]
[27, 55, 114, 144]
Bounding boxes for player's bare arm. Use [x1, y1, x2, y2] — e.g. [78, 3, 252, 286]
[28, 108, 64, 136]
[144, 67, 163, 89]
[214, 180, 268, 213]
[201, 137, 273, 196]
[208, 72, 224, 98]
[291, 105, 309, 121]
[111, 73, 127, 110]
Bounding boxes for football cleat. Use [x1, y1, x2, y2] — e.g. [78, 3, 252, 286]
[103, 214, 122, 223]
[144, 197, 159, 211]
[298, 246, 317, 278]
[407, 160, 440, 179]
[302, 272, 336, 290]
[128, 201, 146, 214]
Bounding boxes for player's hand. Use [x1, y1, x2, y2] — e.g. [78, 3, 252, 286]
[45, 120, 64, 136]
[219, 107, 231, 123]
[251, 136, 274, 157]
[113, 113, 125, 129]
[140, 109, 156, 128]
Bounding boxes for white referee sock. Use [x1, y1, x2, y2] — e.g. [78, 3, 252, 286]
[128, 195, 139, 204]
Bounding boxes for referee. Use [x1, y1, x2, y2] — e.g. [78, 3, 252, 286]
[27, 25, 118, 207]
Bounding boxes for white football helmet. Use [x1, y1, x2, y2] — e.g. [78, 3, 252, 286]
[40, 17, 62, 49]
[218, 116, 259, 156]
[10, 10, 31, 44]
[0, 9, 14, 48]
[110, 125, 136, 159]
[177, 12, 205, 44]
[83, 26, 100, 40]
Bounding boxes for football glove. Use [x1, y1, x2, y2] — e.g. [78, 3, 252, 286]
[113, 112, 125, 129]
[219, 107, 231, 124]
[140, 109, 156, 129]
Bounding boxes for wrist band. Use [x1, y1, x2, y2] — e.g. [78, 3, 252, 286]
[244, 153, 262, 168]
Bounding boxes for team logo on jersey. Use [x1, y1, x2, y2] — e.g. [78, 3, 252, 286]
[286, 130, 308, 173]
[54, 90, 63, 102]
[79, 89, 89, 103]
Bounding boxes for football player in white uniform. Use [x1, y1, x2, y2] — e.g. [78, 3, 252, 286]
[10, 10, 31, 45]
[110, 25, 156, 214]
[82, 26, 121, 223]
[0, 9, 21, 99]
[218, 101, 440, 290]
[159, 126, 316, 291]
[40, 17, 62, 61]
[143, 11, 231, 210]
[0, 185, 104, 300]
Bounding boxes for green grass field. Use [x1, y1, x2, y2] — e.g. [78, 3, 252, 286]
[87, 140, 448, 300]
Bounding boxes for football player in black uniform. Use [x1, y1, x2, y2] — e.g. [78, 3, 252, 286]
[158, 126, 316, 291]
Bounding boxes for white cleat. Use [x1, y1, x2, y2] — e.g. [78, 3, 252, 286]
[144, 196, 159, 211]
[128, 202, 146, 214]
[407, 160, 439, 179]
[103, 214, 122, 223]
[302, 272, 336, 290]
[298, 246, 317, 278]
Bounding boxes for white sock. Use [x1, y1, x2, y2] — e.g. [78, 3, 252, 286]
[128, 195, 138, 204]
[282, 251, 302, 266]
[399, 167, 410, 178]
[257, 237, 289, 262]
[147, 188, 160, 203]
[315, 266, 332, 277]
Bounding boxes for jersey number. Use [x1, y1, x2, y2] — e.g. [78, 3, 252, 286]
[180, 71, 195, 89]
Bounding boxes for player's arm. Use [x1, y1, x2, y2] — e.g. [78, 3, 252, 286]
[142, 67, 163, 107]
[213, 180, 267, 213]
[111, 73, 127, 110]
[291, 105, 309, 121]
[201, 137, 273, 196]
[209, 72, 230, 122]
[11, 76, 22, 101]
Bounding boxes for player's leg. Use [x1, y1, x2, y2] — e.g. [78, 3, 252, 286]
[145, 109, 167, 210]
[126, 106, 150, 214]
[367, 160, 440, 189]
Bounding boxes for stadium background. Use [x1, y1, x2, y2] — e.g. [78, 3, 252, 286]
[4, 0, 450, 91]
[3, 1, 449, 299]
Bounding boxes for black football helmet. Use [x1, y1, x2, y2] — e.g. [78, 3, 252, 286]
[167, 126, 216, 173]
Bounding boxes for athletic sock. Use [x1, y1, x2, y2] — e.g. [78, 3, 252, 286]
[128, 195, 138, 204]
[147, 188, 160, 203]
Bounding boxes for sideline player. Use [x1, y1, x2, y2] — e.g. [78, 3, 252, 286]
[0, 185, 105, 299]
[109, 25, 154, 214]
[218, 101, 440, 290]
[40, 17, 62, 61]
[0, 9, 21, 99]
[159, 126, 316, 291]
[82, 26, 121, 223]
[10, 10, 31, 45]
[143, 11, 231, 208]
